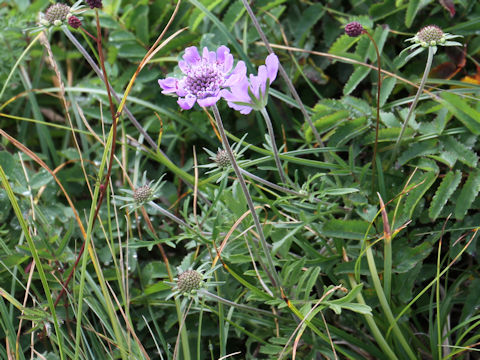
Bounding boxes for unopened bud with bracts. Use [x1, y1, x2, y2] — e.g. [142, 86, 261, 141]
[85, 0, 103, 9]
[345, 22, 364, 37]
[177, 270, 203, 293]
[215, 149, 230, 169]
[68, 16, 82, 29]
[133, 185, 152, 203]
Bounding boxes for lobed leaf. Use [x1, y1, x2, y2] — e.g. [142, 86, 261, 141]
[454, 170, 480, 220]
[429, 170, 462, 220]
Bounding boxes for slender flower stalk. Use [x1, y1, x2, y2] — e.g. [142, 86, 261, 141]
[260, 107, 288, 184]
[158, 45, 281, 290]
[222, 53, 288, 184]
[391, 46, 435, 163]
[212, 104, 281, 290]
[240, 0, 324, 148]
[345, 22, 382, 193]
[391, 25, 461, 164]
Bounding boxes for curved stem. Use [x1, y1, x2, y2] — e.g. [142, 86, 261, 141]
[363, 31, 382, 194]
[348, 274, 398, 360]
[260, 107, 288, 185]
[241, 0, 324, 148]
[391, 46, 435, 164]
[212, 105, 281, 291]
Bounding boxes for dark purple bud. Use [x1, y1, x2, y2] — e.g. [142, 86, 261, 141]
[345, 22, 364, 37]
[68, 16, 82, 29]
[85, 0, 102, 9]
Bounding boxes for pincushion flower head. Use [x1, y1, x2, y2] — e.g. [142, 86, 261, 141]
[158, 46, 246, 110]
[402, 25, 462, 61]
[167, 262, 223, 300]
[36, 1, 84, 31]
[222, 53, 279, 115]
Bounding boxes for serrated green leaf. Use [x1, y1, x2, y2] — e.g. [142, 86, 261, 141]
[429, 170, 462, 220]
[344, 66, 371, 95]
[442, 136, 479, 168]
[379, 77, 397, 107]
[429, 151, 457, 168]
[454, 170, 480, 220]
[363, 127, 414, 144]
[405, 0, 421, 27]
[329, 34, 360, 55]
[305, 110, 349, 142]
[343, 95, 372, 116]
[397, 139, 438, 167]
[328, 116, 368, 147]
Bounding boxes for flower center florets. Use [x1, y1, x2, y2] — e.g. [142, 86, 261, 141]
[45, 3, 71, 24]
[177, 270, 203, 293]
[184, 63, 223, 99]
[416, 25, 445, 46]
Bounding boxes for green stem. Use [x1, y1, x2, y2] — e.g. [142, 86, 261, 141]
[212, 105, 281, 291]
[348, 274, 398, 360]
[260, 107, 288, 185]
[391, 46, 435, 163]
[384, 236, 392, 303]
[174, 299, 191, 360]
[436, 236, 442, 360]
[365, 244, 417, 360]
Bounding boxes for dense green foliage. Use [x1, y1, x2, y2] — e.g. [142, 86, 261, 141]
[1, 0, 480, 359]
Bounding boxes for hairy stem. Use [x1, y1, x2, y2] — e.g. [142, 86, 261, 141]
[391, 46, 435, 164]
[260, 107, 288, 185]
[212, 105, 281, 291]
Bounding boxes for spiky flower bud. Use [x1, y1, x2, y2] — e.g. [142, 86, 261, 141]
[345, 22, 364, 37]
[45, 4, 71, 24]
[85, 0, 103, 9]
[416, 25, 445, 47]
[68, 16, 82, 29]
[133, 185, 152, 203]
[177, 270, 203, 293]
[215, 149, 230, 168]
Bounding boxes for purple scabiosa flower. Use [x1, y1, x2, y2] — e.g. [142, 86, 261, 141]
[222, 53, 278, 115]
[158, 46, 246, 110]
